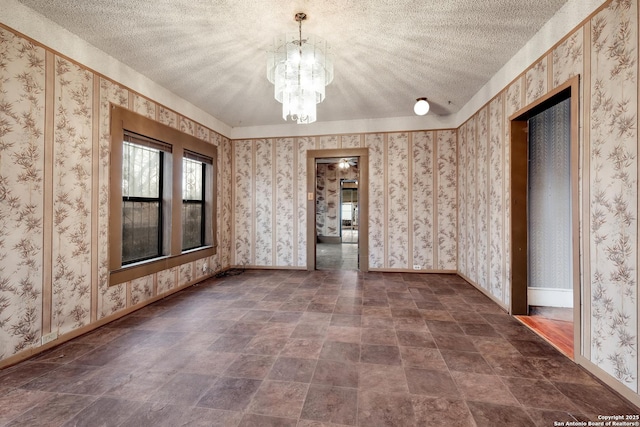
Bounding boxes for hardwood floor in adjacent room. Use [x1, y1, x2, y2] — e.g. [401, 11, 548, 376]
[515, 314, 574, 359]
[0, 270, 635, 426]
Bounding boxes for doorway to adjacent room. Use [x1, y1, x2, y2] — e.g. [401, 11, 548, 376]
[314, 159, 358, 270]
[510, 76, 580, 359]
[306, 148, 369, 272]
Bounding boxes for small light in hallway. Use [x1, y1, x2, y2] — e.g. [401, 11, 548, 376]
[414, 98, 430, 116]
[339, 159, 350, 169]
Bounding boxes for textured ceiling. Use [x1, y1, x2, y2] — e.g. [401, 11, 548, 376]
[17, 0, 569, 128]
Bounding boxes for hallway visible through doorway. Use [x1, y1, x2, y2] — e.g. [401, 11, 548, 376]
[316, 242, 358, 270]
[314, 157, 359, 271]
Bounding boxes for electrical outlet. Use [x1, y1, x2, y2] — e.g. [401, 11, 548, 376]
[413, 265, 421, 270]
[202, 263, 208, 273]
[41, 332, 58, 345]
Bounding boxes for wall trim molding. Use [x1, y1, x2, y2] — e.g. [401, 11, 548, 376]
[527, 287, 573, 308]
[574, 354, 640, 409]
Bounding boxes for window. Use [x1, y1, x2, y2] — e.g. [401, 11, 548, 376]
[122, 133, 171, 264]
[182, 153, 210, 251]
[109, 105, 217, 286]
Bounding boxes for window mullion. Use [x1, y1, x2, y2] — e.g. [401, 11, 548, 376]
[158, 150, 164, 257]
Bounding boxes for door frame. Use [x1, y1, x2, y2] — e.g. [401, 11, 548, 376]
[307, 148, 369, 272]
[509, 75, 580, 357]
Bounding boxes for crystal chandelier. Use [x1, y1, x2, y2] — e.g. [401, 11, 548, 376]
[267, 13, 334, 124]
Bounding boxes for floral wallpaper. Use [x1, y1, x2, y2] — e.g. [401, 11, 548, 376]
[412, 131, 434, 269]
[179, 263, 194, 286]
[130, 274, 153, 306]
[233, 130, 457, 273]
[179, 116, 195, 136]
[366, 133, 385, 269]
[589, 0, 638, 390]
[341, 134, 361, 149]
[457, 125, 467, 277]
[552, 28, 584, 89]
[0, 28, 45, 357]
[219, 136, 233, 269]
[488, 97, 504, 300]
[464, 117, 477, 284]
[255, 139, 273, 266]
[275, 138, 294, 266]
[157, 268, 177, 295]
[234, 139, 253, 266]
[526, 59, 548, 105]
[315, 163, 337, 237]
[476, 108, 489, 291]
[436, 130, 457, 271]
[98, 78, 128, 319]
[132, 93, 156, 119]
[387, 133, 409, 268]
[158, 105, 177, 129]
[319, 135, 338, 150]
[0, 25, 232, 365]
[52, 57, 93, 333]
[455, 0, 640, 397]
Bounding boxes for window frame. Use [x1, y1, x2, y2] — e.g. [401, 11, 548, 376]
[109, 105, 217, 286]
[121, 136, 166, 265]
[181, 154, 207, 251]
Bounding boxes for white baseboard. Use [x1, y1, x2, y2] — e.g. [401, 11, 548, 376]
[528, 287, 573, 307]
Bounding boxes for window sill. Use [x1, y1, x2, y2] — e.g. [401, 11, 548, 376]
[109, 245, 216, 286]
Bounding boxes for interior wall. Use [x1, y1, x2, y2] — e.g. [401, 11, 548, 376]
[2, 0, 637, 408]
[456, 0, 639, 399]
[232, 131, 458, 271]
[0, 25, 233, 366]
[316, 163, 359, 238]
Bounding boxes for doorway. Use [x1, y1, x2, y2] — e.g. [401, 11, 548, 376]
[341, 180, 358, 244]
[307, 148, 369, 272]
[510, 76, 580, 359]
[314, 158, 359, 270]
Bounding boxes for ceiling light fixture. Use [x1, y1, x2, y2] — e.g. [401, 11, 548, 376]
[414, 98, 430, 116]
[339, 159, 350, 169]
[267, 12, 334, 124]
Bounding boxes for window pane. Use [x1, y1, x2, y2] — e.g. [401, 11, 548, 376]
[182, 203, 203, 250]
[123, 142, 160, 198]
[182, 157, 203, 200]
[182, 157, 204, 251]
[122, 200, 160, 263]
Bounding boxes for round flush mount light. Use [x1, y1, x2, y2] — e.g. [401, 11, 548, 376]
[414, 98, 430, 116]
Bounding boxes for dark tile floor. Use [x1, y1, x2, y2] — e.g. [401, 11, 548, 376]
[0, 270, 638, 426]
